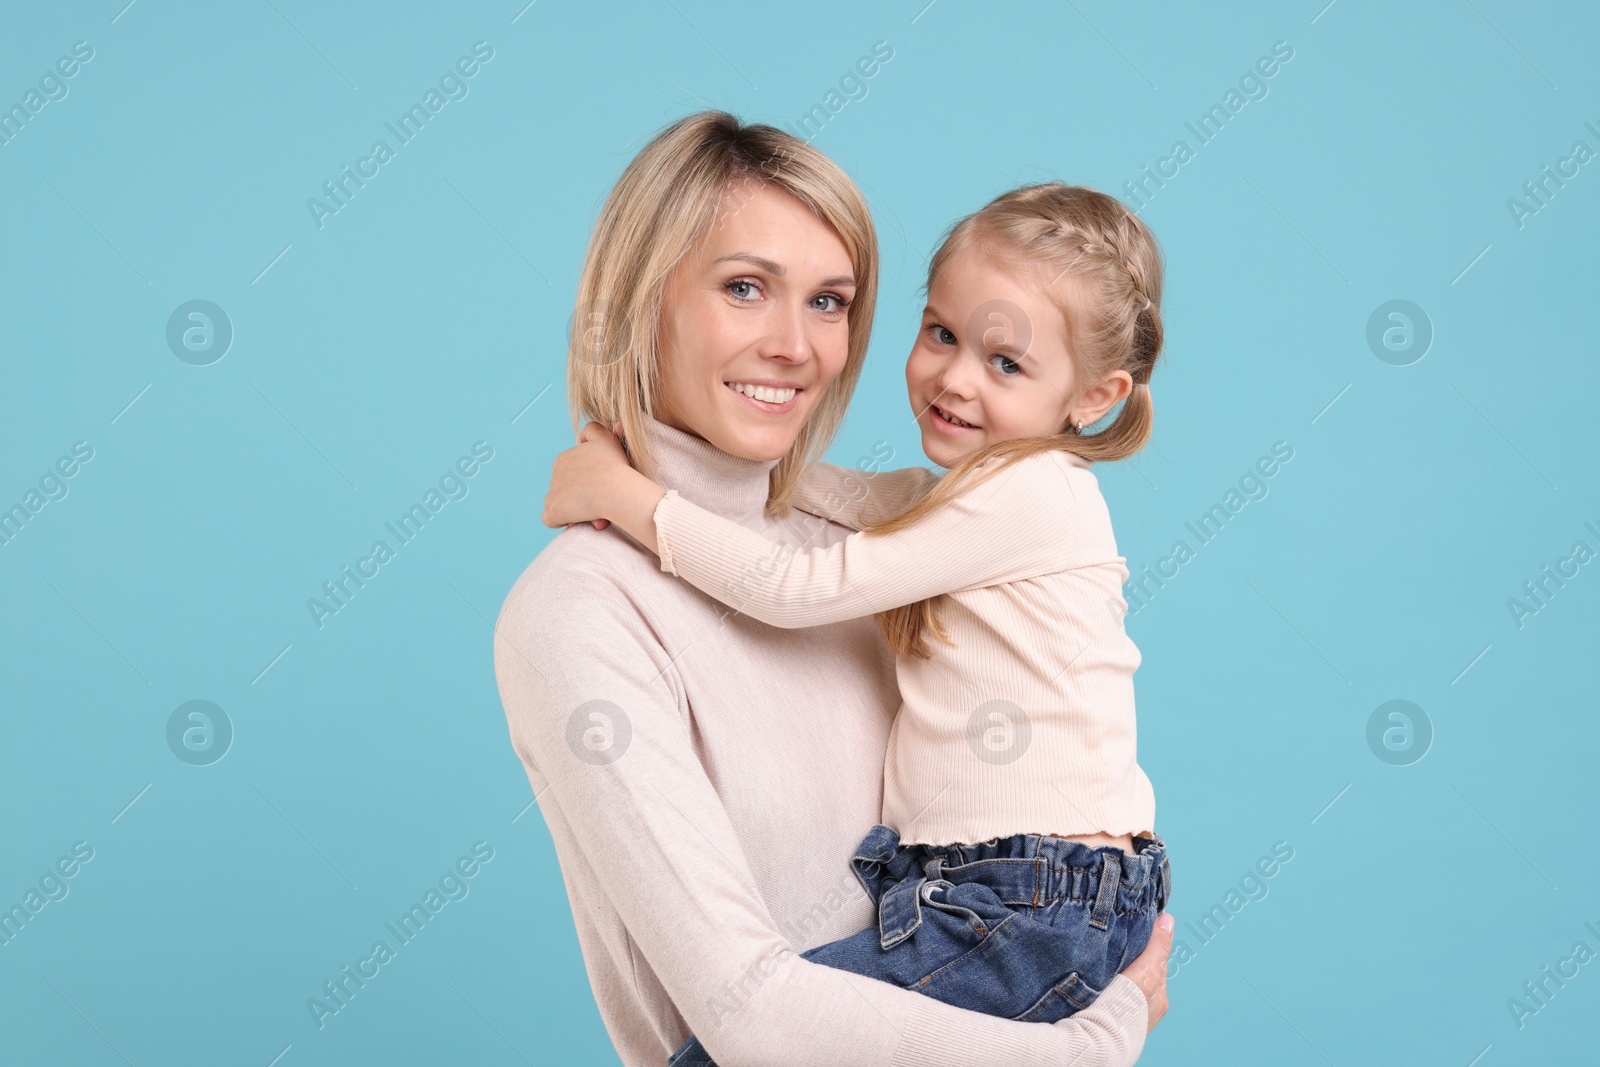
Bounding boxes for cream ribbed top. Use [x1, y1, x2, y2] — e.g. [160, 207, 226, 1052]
[653, 449, 1156, 846]
[496, 419, 1149, 1067]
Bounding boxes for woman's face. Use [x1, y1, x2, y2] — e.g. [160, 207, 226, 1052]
[654, 182, 858, 462]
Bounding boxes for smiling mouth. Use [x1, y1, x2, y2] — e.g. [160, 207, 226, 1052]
[931, 403, 980, 430]
[725, 381, 799, 405]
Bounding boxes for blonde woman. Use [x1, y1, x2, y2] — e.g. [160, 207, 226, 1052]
[495, 111, 1172, 1066]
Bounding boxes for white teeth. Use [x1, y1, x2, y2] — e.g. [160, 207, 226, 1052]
[728, 382, 796, 404]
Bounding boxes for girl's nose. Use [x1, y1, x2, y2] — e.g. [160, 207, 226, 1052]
[936, 354, 978, 399]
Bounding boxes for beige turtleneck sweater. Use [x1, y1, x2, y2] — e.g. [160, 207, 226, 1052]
[653, 449, 1155, 846]
[495, 418, 1149, 1067]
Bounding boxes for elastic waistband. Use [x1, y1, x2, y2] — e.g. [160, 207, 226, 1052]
[852, 825, 1170, 919]
[851, 826, 1170, 950]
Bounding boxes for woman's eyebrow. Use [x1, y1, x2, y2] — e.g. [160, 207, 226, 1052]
[713, 253, 855, 289]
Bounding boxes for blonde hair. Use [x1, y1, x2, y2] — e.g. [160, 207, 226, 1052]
[566, 110, 878, 516]
[870, 182, 1166, 658]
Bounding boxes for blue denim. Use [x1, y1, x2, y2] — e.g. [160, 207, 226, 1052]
[668, 825, 1170, 1066]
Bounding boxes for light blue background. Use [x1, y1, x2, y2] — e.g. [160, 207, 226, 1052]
[3, 1, 1596, 1064]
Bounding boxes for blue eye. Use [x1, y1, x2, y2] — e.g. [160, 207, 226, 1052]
[725, 279, 759, 300]
[988, 353, 1022, 376]
[812, 293, 850, 313]
[929, 324, 956, 345]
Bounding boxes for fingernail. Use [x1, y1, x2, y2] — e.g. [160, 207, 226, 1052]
[1158, 913, 1174, 932]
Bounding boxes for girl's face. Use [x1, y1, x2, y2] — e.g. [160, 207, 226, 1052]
[905, 245, 1083, 469]
[654, 182, 858, 462]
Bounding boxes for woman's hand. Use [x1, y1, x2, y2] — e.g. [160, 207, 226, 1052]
[542, 421, 633, 530]
[1121, 912, 1174, 1033]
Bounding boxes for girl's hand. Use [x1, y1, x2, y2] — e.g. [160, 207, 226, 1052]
[1121, 912, 1174, 1033]
[542, 422, 633, 530]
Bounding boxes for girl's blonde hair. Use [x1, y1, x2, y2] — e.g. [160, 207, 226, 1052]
[567, 110, 878, 516]
[869, 183, 1166, 658]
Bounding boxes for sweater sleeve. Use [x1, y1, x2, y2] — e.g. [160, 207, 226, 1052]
[790, 461, 942, 531]
[657, 454, 1078, 629]
[495, 567, 1147, 1067]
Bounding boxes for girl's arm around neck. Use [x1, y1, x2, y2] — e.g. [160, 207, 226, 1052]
[654, 451, 1082, 629]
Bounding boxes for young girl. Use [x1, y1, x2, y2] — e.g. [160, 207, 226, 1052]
[544, 183, 1171, 1063]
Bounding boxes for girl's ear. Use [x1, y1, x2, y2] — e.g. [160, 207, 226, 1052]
[1076, 371, 1135, 426]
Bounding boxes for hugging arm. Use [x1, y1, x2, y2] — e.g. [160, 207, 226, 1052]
[789, 461, 942, 531]
[494, 586, 1149, 1067]
[655, 454, 1079, 629]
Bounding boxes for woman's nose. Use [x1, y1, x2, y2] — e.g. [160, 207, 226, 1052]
[760, 299, 811, 363]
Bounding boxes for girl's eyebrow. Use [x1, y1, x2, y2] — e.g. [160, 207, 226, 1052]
[714, 253, 855, 289]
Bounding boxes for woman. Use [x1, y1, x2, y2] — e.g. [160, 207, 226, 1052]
[494, 110, 1171, 1066]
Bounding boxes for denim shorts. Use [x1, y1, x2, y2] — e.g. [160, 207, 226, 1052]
[668, 824, 1171, 1066]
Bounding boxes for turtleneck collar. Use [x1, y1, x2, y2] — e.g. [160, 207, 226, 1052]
[640, 416, 779, 532]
